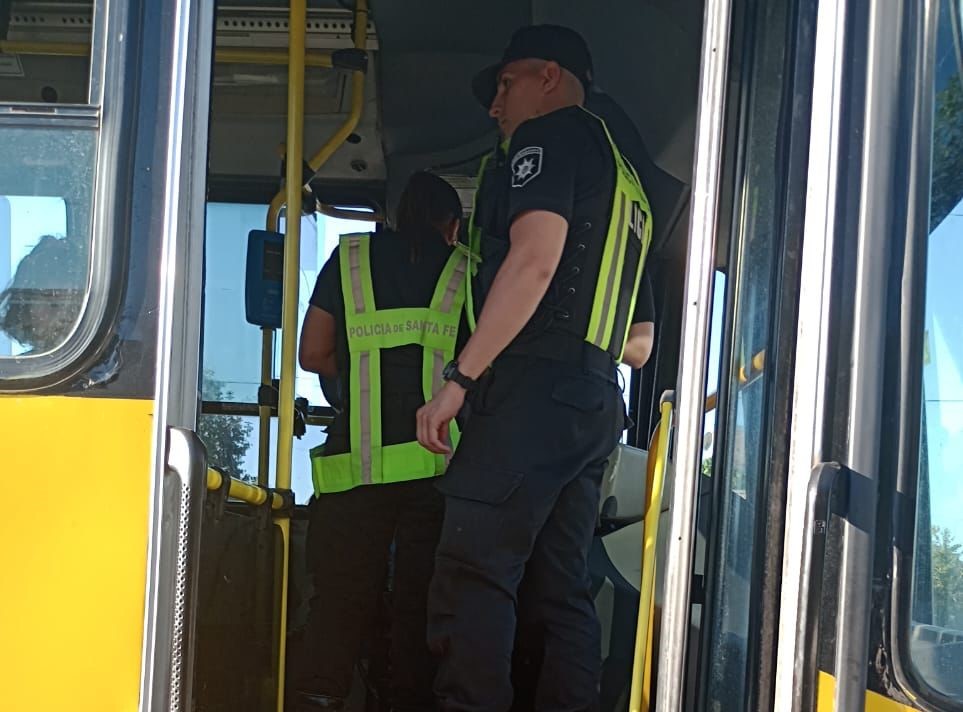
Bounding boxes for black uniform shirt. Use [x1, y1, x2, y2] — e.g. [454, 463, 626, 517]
[310, 229, 467, 453]
[473, 106, 655, 349]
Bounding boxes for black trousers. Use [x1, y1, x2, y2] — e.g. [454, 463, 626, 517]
[298, 477, 444, 707]
[427, 355, 625, 712]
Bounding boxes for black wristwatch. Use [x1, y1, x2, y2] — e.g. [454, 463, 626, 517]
[442, 360, 479, 391]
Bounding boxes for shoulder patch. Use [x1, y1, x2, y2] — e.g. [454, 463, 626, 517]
[510, 146, 543, 188]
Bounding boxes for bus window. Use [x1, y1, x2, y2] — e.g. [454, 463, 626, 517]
[199, 202, 375, 500]
[0, 4, 93, 104]
[0, 130, 95, 362]
[702, 271, 727, 474]
[908, 1, 963, 694]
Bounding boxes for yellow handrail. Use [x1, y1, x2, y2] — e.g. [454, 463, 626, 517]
[215, 47, 333, 68]
[0, 40, 334, 67]
[265, 4, 369, 232]
[257, 327, 273, 487]
[274, 0, 307, 709]
[206, 468, 284, 510]
[630, 395, 674, 712]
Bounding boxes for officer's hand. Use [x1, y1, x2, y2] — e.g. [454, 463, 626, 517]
[417, 382, 466, 455]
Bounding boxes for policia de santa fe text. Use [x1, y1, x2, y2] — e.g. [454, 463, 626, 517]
[417, 25, 655, 711]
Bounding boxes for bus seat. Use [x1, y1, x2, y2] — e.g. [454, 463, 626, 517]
[600, 444, 649, 525]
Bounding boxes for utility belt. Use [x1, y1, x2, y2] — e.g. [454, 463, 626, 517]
[501, 330, 619, 384]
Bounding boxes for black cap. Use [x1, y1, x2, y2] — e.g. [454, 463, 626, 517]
[472, 25, 593, 109]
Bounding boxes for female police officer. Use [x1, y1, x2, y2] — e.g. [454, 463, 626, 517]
[417, 26, 654, 711]
[294, 171, 468, 712]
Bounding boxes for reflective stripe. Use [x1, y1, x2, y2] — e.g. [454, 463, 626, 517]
[593, 192, 627, 348]
[441, 258, 467, 313]
[464, 151, 494, 333]
[314, 234, 466, 495]
[358, 352, 372, 484]
[582, 109, 653, 359]
[465, 113, 652, 360]
[347, 237, 366, 314]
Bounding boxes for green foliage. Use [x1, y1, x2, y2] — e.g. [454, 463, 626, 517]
[702, 457, 713, 477]
[931, 526, 963, 630]
[931, 75, 963, 227]
[197, 370, 254, 483]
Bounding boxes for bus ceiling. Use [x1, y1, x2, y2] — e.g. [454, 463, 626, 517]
[1, 0, 715, 264]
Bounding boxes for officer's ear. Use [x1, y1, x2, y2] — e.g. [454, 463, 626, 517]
[541, 61, 563, 95]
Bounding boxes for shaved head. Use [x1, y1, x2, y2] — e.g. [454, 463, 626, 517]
[488, 59, 587, 138]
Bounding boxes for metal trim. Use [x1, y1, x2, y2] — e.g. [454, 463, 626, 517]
[794, 463, 844, 710]
[163, 428, 207, 712]
[140, 0, 214, 707]
[153, 428, 207, 712]
[87, 0, 108, 105]
[214, 7, 378, 50]
[887, 1, 963, 710]
[654, 0, 733, 708]
[775, 0, 849, 707]
[833, 3, 905, 708]
[0, 0, 135, 392]
[0, 104, 100, 126]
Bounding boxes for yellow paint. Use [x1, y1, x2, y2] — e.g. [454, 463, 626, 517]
[207, 467, 283, 509]
[630, 400, 673, 711]
[817, 672, 919, 711]
[0, 396, 153, 712]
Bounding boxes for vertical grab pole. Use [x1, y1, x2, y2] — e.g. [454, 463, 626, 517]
[258, 327, 273, 486]
[629, 394, 674, 712]
[275, 0, 306, 708]
[655, 0, 732, 707]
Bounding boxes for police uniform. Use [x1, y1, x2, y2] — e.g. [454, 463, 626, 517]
[296, 229, 468, 710]
[427, 26, 654, 712]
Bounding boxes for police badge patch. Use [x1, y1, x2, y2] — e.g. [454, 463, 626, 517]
[511, 146, 543, 187]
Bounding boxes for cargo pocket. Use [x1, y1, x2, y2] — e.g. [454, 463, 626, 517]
[551, 376, 606, 413]
[436, 458, 524, 505]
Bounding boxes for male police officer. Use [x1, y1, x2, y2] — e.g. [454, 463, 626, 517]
[416, 26, 654, 710]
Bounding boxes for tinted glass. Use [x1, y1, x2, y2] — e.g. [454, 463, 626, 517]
[0, 3, 93, 104]
[908, 0, 963, 694]
[0, 128, 95, 362]
[200, 202, 374, 502]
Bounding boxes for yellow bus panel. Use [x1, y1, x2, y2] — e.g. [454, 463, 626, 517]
[0, 396, 153, 712]
[818, 672, 917, 712]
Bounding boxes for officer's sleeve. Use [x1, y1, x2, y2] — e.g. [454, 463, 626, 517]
[309, 246, 342, 314]
[506, 113, 579, 226]
[633, 271, 656, 324]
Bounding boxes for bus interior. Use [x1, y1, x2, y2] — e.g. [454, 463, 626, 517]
[1, 1, 713, 707]
[5, 0, 962, 710]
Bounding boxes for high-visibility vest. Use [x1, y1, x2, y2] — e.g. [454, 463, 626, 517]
[464, 109, 653, 361]
[310, 232, 468, 495]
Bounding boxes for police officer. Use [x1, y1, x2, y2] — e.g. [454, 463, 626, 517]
[294, 171, 469, 712]
[416, 26, 654, 710]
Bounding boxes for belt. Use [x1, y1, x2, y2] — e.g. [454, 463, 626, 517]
[502, 330, 618, 383]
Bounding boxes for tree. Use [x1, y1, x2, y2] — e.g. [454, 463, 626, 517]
[197, 370, 255, 483]
[931, 75, 963, 227]
[931, 526, 963, 630]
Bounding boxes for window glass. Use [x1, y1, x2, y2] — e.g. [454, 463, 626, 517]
[0, 128, 95, 362]
[197, 409, 322, 503]
[0, 3, 93, 104]
[701, 0, 790, 703]
[201, 202, 374, 502]
[203, 202, 375, 406]
[909, 1, 963, 693]
[703, 272, 727, 475]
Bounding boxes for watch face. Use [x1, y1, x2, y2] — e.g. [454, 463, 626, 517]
[442, 361, 456, 380]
